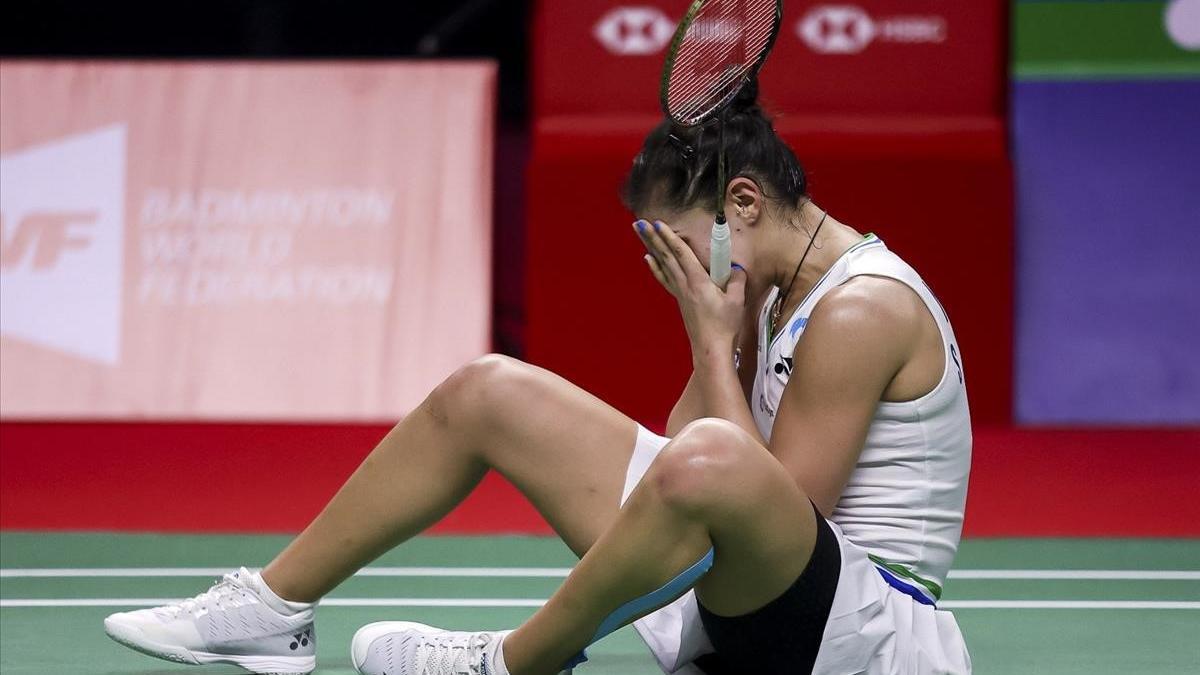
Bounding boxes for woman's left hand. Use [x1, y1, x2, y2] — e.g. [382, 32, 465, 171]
[635, 219, 747, 358]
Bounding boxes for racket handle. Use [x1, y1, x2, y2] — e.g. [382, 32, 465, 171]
[710, 218, 732, 288]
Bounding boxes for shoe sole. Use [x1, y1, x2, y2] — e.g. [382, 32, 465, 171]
[104, 616, 315, 674]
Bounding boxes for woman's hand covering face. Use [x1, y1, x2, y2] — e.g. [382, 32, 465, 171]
[634, 219, 748, 354]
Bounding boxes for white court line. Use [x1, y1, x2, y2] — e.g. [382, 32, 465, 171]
[2, 567, 1197, 580]
[939, 601, 1200, 610]
[0, 598, 546, 608]
[1, 598, 1198, 610]
[0, 567, 572, 578]
[948, 570, 1200, 581]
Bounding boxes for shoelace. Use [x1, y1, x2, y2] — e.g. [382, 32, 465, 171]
[413, 631, 493, 675]
[156, 567, 255, 619]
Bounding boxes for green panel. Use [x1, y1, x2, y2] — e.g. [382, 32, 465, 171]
[1015, 1, 1200, 79]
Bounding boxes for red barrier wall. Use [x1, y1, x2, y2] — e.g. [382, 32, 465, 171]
[4, 422, 1198, 537]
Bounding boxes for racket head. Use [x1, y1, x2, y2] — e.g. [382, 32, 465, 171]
[660, 0, 783, 127]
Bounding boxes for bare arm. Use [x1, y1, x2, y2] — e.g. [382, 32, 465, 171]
[665, 373, 702, 438]
[687, 308, 765, 443]
[666, 302, 760, 437]
[767, 277, 922, 515]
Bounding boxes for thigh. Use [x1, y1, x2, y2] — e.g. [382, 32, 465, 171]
[439, 355, 640, 556]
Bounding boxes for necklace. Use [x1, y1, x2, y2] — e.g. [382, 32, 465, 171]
[769, 210, 828, 341]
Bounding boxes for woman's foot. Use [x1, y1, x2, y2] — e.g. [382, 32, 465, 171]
[351, 621, 512, 675]
[103, 567, 316, 674]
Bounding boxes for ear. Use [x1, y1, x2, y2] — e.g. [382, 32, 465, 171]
[726, 176, 763, 226]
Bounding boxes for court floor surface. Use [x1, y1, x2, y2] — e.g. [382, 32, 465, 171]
[2, 533, 1197, 674]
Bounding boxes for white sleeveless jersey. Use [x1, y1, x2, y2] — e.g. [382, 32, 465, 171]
[751, 234, 971, 600]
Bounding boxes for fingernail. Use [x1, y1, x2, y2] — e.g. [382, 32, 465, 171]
[732, 263, 745, 271]
[635, 220, 646, 233]
[653, 221, 662, 232]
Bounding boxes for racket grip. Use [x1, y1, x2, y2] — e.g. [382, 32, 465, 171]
[710, 218, 732, 288]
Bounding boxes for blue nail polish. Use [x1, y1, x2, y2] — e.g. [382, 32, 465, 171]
[732, 263, 745, 271]
[653, 221, 662, 232]
[636, 220, 646, 233]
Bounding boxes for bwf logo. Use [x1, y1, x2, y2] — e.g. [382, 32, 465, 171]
[1, 212, 99, 270]
[797, 5, 946, 54]
[0, 125, 127, 364]
[594, 6, 675, 55]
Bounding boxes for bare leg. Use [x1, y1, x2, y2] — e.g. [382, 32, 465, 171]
[262, 355, 638, 602]
[502, 419, 818, 675]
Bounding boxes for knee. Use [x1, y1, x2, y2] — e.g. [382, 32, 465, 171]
[649, 419, 752, 515]
[426, 354, 528, 426]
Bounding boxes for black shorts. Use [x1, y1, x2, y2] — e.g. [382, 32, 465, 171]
[694, 502, 841, 674]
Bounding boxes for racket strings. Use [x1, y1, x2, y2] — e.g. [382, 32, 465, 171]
[666, 0, 777, 125]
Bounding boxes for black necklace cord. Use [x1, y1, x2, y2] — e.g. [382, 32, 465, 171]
[770, 210, 828, 340]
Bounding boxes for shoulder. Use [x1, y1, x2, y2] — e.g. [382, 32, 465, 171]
[802, 276, 925, 359]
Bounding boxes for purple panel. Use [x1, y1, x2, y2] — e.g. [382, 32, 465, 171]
[1015, 80, 1200, 424]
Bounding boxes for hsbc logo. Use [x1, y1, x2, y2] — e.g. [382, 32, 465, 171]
[797, 5, 946, 54]
[0, 125, 127, 364]
[594, 6, 675, 55]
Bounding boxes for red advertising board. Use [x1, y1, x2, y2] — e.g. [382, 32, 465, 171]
[534, 0, 1006, 118]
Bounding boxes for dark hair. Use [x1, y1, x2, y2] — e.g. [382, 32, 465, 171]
[622, 78, 807, 216]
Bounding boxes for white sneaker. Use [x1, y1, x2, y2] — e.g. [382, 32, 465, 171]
[351, 621, 510, 675]
[103, 567, 316, 674]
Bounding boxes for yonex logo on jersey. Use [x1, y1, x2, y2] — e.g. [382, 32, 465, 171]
[796, 5, 947, 54]
[594, 7, 675, 55]
[0, 124, 127, 365]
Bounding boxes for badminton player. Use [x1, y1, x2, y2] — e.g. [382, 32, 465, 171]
[103, 81, 972, 675]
